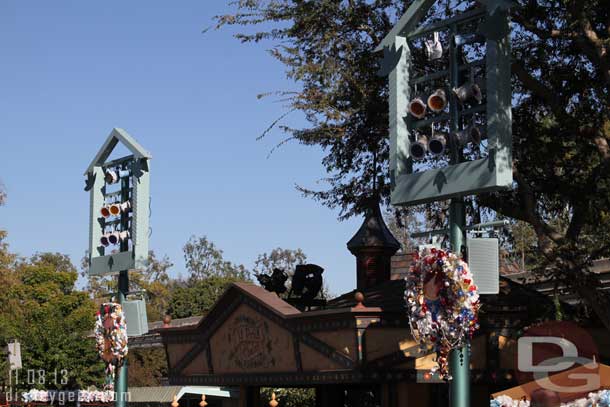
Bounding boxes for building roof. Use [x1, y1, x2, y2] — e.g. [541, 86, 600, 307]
[128, 386, 237, 402]
[346, 199, 400, 253]
[232, 282, 302, 316]
[327, 279, 407, 313]
[85, 128, 152, 174]
[102, 316, 202, 349]
[501, 258, 610, 306]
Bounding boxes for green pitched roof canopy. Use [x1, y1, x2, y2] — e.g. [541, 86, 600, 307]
[85, 128, 152, 175]
[374, 0, 515, 53]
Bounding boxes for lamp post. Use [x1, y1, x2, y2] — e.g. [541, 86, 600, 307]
[85, 129, 151, 407]
[115, 168, 130, 407]
[375, 1, 513, 405]
[448, 22, 470, 407]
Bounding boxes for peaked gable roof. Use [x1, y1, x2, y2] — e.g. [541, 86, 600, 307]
[163, 283, 301, 335]
[374, 0, 514, 52]
[230, 282, 301, 316]
[374, 0, 436, 52]
[84, 128, 152, 174]
[346, 199, 401, 253]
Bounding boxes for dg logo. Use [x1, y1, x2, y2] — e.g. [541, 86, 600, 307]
[516, 321, 600, 394]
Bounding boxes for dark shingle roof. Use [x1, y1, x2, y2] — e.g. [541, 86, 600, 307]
[346, 199, 400, 253]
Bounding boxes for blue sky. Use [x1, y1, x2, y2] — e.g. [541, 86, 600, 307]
[0, 1, 364, 295]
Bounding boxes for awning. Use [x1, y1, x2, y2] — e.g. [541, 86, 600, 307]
[128, 386, 238, 403]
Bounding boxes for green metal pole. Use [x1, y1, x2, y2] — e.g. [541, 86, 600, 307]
[115, 172, 129, 407]
[449, 199, 469, 407]
[115, 270, 129, 407]
[448, 22, 470, 407]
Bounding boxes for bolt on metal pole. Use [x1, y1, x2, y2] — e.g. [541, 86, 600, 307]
[115, 174, 130, 407]
[449, 22, 470, 407]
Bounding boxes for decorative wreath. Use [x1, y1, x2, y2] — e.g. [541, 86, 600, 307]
[95, 302, 128, 382]
[405, 248, 480, 380]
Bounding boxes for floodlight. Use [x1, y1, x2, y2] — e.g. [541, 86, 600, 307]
[108, 231, 129, 245]
[453, 82, 482, 104]
[408, 97, 427, 119]
[424, 32, 443, 61]
[100, 234, 111, 247]
[104, 169, 130, 185]
[454, 33, 483, 47]
[454, 126, 482, 146]
[410, 135, 428, 161]
[109, 201, 130, 216]
[427, 89, 447, 112]
[428, 134, 447, 156]
[100, 206, 111, 218]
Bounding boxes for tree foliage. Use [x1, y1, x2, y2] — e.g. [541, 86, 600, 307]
[0, 251, 104, 389]
[384, 209, 425, 253]
[168, 276, 244, 319]
[215, 0, 405, 219]
[83, 250, 174, 322]
[261, 388, 315, 407]
[216, 0, 610, 327]
[505, 220, 538, 272]
[130, 251, 174, 321]
[127, 348, 167, 387]
[0, 183, 5, 207]
[184, 235, 249, 281]
[253, 247, 322, 298]
[0, 229, 17, 387]
[481, 0, 610, 327]
[253, 247, 307, 275]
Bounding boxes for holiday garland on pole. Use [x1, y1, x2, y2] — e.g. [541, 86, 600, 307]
[94, 302, 128, 388]
[405, 248, 480, 380]
[491, 389, 610, 406]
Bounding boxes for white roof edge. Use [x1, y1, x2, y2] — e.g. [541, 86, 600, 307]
[84, 128, 152, 175]
[112, 128, 153, 159]
[177, 386, 239, 399]
[374, 0, 436, 52]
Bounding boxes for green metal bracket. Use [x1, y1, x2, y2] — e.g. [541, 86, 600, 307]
[378, 1, 513, 206]
[85, 128, 151, 276]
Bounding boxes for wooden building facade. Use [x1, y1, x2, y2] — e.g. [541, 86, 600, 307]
[159, 203, 609, 406]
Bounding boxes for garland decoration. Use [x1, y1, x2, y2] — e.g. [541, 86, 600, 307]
[405, 248, 480, 380]
[491, 389, 610, 406]
[94, 302, 128, 385]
